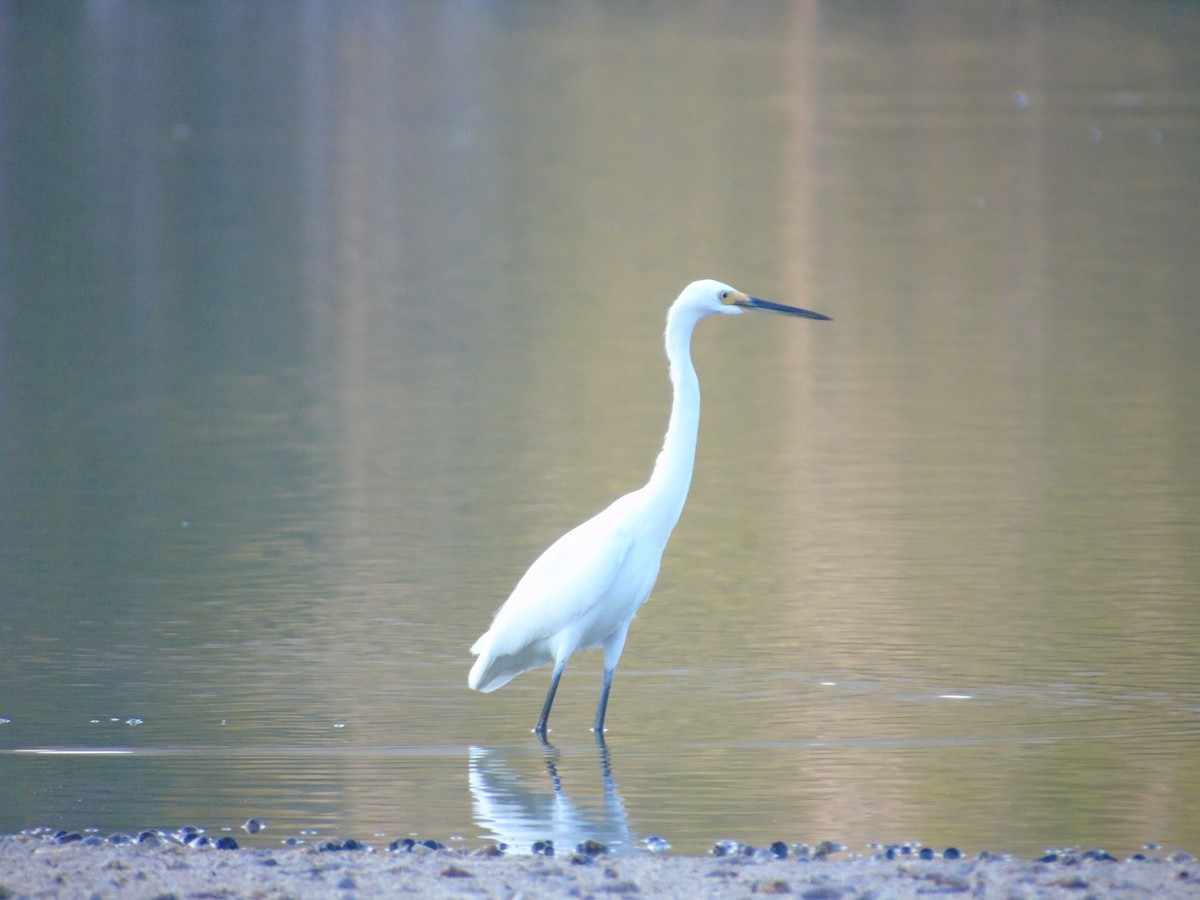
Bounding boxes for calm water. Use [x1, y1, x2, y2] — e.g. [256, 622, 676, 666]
[2, 1, 1198, 858]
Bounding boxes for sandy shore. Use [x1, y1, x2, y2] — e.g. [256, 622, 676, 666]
[2, 832, 1198, 899]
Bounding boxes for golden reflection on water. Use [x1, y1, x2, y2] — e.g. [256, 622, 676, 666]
[0, 0, 1197, 858]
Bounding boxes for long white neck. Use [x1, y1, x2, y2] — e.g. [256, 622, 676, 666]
[643, 303, 702, 537]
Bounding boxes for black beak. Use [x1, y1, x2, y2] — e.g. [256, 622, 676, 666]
[734, 296, 831, 321]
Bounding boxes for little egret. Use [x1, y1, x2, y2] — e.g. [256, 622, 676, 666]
[468, 279, 830, 738]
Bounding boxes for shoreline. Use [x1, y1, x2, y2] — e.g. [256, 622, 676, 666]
[2, 831, 1197, 899]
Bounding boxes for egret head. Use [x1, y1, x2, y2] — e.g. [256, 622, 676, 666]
[674, 279, 831, 322]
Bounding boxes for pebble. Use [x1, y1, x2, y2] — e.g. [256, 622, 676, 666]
[319, 838, 370, 852]
[752, 881, 791, 895]
[811, 840, 843, 858]
[712, 840, 749, 858]
[798, 886, 844, 899]
[241, 818, 267, 834]
[1, 832, 1195, 898]
[9, 822, 1186, 884]
[576, 839, 609, 857]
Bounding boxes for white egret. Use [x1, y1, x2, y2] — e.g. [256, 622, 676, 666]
[468, 279, 830, 738]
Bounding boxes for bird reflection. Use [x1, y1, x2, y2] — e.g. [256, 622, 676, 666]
[468, 736, 631, 853]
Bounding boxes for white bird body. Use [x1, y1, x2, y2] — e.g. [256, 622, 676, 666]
[468, 489, 662, 694]
[468, 279, 829, 738]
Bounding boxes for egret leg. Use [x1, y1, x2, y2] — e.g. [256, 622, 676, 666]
[534, 659, 566, 738]
[593, 666, 615, 737]
[593, 621, 631, 737]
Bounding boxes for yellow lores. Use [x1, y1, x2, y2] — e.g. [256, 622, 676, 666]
[469, 279, 830, 740]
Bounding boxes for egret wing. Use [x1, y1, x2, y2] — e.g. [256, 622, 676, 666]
[468, 493, 641, 691]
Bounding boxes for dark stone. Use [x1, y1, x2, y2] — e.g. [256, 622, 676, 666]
[799, 887, 844, 899]
[713, 840, 744, 858]
[811, 840, 841, 858]
[753, 881, 792, 896]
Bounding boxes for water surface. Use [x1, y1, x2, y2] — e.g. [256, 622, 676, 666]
[1, 1, 1198, 857]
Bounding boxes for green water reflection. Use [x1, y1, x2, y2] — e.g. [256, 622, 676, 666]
[1, 1, 1197, 856]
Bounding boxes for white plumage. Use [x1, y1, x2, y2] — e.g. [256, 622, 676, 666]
[468, 279, 830, 738]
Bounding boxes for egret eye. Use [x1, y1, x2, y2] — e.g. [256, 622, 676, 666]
[719, 290, 730, 301]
